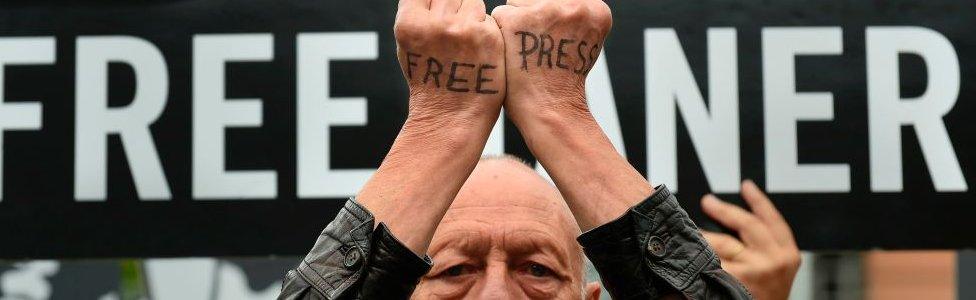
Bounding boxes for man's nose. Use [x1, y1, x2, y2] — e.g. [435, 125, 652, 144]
[475, 263, 519, 299]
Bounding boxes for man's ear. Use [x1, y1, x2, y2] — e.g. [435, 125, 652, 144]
[585, 281, 602, 300]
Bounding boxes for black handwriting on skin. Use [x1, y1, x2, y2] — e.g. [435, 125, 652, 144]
[406, 52, 498, 94]
[516, 31, 598, 74]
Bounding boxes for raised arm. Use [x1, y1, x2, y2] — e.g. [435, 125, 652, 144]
[357, 0, 505, 256]
[492, 0, 751, 298]
[279, 1, 504, 298]
[491, 0, 645, 236]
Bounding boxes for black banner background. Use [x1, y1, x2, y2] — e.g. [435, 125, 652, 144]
[0, 0, 974, 258]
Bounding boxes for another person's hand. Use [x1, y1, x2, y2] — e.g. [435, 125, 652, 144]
[395, 0, 505, 126]
[490, 0, 611, 127]
[700, 180, 801, 300]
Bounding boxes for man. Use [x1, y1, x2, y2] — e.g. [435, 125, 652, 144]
[278, 0, 797, 298]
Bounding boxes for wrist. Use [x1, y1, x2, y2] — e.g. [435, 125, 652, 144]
[506, 85, 591, 131]
[512, 98, 653, 231]
[402, 103, 498, 144]
[397, 115, 493, 156]
[406, 91, 502, 132]
[514, 102, 602, 154]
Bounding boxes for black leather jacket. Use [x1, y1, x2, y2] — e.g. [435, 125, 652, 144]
[278, 186, 752, 299]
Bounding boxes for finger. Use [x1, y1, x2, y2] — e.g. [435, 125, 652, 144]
[431, 0, 463, 15]
[482, 15, 504, 44]
[399, 0, 431, 10]
[742, 180, 797, 248]
[483, 14, 501, 31]
[702, 231, 746, 262]
[459, 0, 487, 21]
[490, 5, 517, 28]
[701, 194, 777, 249]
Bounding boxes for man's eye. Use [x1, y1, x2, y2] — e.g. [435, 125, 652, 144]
[444, 265, 468, 277]
[527, 263, 552, 277]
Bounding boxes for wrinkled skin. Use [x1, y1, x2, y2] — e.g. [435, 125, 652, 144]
[411, 158, 601, 299]
[491, 0, 613, 128]
[394, 0, 506, 123]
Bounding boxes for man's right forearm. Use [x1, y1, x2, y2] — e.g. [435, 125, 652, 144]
[356, 109, 497, 255]
[280, 0, 507, 297]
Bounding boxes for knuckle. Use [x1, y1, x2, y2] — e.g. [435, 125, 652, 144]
[789, 252, 803, 268]
[589, 2, 613, 30]
[490, 5, 511, 19]
[561, 1, 586, 18]
[393, 21, 413, 38]
[439, 20, 469, 40]
[394, 19, 428, 42]
[774, 259, 791, 272]
[540, 1, 561, 16]
[743, 217, 762, 229]
[773, 254, 800, 274]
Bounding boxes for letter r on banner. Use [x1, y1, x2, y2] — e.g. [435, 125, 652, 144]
[75, 36, 171, 201]
[867, 27, 967, 192]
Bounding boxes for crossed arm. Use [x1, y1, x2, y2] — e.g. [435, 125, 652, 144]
[359, 0, 648, 258]
[280, 0, 788, 299]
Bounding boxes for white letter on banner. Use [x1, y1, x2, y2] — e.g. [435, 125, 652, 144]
[297, 32, 377, 198]
[0, 37, 53, 201]
[762, 27, 850, 192]
[193, 34, 278, 200]
[867, 27, 966, 192]
[646, 28, 740, 192]
[75, 36, 170, 201]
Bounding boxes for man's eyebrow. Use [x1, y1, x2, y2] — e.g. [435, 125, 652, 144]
[428, 228, 489, 256]
[504, 229, 573, 271]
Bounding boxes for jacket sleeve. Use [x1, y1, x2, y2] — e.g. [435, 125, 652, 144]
[578, 185, 753, 299]
[278, 199, 433, 300]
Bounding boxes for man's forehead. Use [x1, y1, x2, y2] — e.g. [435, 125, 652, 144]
[450, 159, 569, 216]
[443, 158, 581, 235]
[449, 188, 562, 212]
[428, 158, 587, 278]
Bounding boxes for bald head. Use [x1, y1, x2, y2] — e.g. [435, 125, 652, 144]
[450, 156, 580, 236]
[411, 156, 598, 299]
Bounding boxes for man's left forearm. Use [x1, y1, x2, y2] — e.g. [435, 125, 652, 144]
[494, 1, 752, 298]
[517, 107, 653, 232]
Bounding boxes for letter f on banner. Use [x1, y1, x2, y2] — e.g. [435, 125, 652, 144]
[0, 37, 54, 202]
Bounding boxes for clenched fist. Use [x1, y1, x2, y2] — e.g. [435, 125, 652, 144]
[394, 0, 505, 126]
[490, 0, 612, 126]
